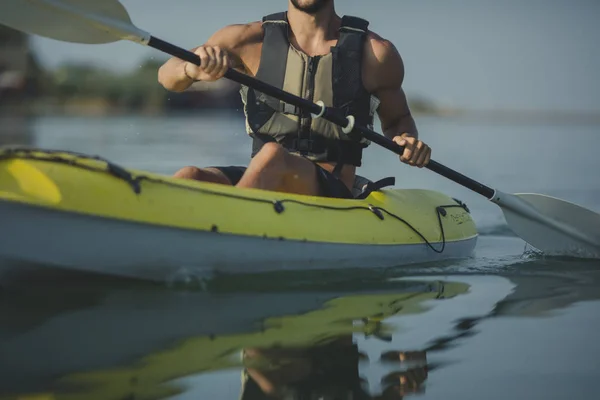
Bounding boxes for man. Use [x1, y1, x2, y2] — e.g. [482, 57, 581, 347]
[158, 0, 431, 199]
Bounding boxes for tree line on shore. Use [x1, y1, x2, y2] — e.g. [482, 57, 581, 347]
[3, 57, 440, 116]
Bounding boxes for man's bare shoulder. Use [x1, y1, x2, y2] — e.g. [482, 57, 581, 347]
[362, 31, 405, 91]
[205, 21, 264, 50]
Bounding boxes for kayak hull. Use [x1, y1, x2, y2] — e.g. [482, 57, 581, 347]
[0, 147, 478, 280]
[0, 200, 477, 281]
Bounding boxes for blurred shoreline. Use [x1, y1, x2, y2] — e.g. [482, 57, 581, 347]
[1, 26, 599, 125]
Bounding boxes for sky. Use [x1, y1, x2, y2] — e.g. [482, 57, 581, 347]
[29, 0, 600, 112]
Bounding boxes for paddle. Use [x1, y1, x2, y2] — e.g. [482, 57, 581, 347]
[1, 0, 599, 258]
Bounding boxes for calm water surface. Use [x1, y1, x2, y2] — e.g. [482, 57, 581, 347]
[1, 113, 599, 399]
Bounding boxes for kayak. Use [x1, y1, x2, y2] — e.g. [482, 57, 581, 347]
[0, 146, 478, 281]
[0, 146, 478, 280]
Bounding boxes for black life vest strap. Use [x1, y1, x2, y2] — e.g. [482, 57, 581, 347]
[340, 16, 369, 36]
[259, 13, 288, 102]
[332, 16, 372, 134]
[244, 12, 289, 133]
[257, 12, 288, 109]
[331, 16, 371, 173]
[354, 177, 396, 199]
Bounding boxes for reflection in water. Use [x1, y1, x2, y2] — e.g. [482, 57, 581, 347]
[240, 338, 366, 399]
[379, 351, 429, 399]
[0, 271, 470, 399]
[2, 260, 600, 399]
[240, 340, 430, 400]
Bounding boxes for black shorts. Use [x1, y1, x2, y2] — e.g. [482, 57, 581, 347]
[210, 164, 354, 199]
[209, 166, 247, 186]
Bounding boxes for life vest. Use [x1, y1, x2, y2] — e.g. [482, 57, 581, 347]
[240, 12, 380, 167]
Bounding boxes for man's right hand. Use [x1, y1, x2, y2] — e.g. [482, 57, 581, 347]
[184, 45, 231, 82]
[158, 23, 260, 92]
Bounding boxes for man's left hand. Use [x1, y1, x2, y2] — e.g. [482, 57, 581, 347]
[393, 135, 431, 168]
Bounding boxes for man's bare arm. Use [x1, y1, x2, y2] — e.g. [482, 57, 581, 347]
[363, 34, 418, 140]
[363, 34, 430, 167]
[157, 22, 262, 92]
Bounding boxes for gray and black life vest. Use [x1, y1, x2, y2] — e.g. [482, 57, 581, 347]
[240, 12, 380, 167]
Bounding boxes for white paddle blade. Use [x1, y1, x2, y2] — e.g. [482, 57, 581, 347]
[0, 0, 150, 45]
[492, 191, 600, 258]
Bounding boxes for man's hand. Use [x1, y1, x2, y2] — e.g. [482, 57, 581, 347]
[393, 134, 431, 168]
[184, 45, 231, 82]
[158, 23, 260, 92]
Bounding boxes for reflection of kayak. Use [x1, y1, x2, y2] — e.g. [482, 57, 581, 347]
[0, 272, 470, 399]
[0, 146, 477, 280]
[492, 260, 600, 317]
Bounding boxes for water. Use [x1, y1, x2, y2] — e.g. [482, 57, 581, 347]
[1, 113, 600, 399]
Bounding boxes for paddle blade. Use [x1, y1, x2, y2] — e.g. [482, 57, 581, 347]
[493, 191, 600, 258]
[0, 0, 149, 44]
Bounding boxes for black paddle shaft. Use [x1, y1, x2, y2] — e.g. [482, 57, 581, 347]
[148, 36, 496, 200]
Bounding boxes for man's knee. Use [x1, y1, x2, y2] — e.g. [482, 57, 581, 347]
[254, 142, 288, 166]
[173, 166, 231, 184]
[174, 166, 204, 180]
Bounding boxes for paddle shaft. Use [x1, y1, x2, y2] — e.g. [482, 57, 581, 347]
[149, 36, 496, 199]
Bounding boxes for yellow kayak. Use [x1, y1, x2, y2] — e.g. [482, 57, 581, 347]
[0, 146, 478, 280]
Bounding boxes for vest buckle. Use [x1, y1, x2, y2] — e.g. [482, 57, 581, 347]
[279, 102, 300, 116]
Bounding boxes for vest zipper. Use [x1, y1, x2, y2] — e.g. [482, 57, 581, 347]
[306, 56, 320, 103]
[299, 55, 320, 153]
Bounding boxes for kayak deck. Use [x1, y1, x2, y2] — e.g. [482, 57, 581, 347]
[0, 146, 478, 280]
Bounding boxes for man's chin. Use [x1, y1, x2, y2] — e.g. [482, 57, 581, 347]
[290, 0, 331, 15]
